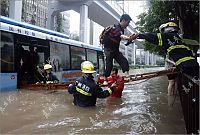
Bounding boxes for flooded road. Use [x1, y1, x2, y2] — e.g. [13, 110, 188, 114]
[0, 68, 186, 134]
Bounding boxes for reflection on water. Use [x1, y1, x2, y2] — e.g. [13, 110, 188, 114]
[0, 68, 186, 134]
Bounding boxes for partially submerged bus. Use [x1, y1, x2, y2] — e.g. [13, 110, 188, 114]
[0, 16, 104, 91]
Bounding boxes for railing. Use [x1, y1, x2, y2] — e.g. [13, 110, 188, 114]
[177, 73, 199, 134]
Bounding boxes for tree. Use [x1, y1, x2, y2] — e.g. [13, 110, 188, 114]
[136, 0, 199, 56]
[1, 0, 9, 17]
[56, 13, 64, 33]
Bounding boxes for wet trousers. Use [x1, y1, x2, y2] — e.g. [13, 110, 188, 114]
[104, 49, 129, 77]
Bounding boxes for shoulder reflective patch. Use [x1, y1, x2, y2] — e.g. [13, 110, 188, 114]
[167, 45, 190, 55]
[176, 56, 195, 65]
[157, 33, 163, 46]
[76, 87, 92, 96]
[107, 88, 112, 94]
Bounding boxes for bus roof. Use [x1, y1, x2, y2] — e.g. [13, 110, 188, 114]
[0, 16, 102, 51]
[0, 16, 69, 39]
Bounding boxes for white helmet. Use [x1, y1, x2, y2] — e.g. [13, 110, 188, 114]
[44, 64, 52, 70]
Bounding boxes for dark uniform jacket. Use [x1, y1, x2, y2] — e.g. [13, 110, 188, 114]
[138, 32, 199, 77]
[46, 72, 59, 82]
[68, 75, 113, 107]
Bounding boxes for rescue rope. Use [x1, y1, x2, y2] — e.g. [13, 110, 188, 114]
[124, 78, 152, 86]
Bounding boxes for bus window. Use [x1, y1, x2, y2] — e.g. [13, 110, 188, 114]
[70, 46, 86, 69]
[1, 32, 14, 72]
[50, 41, 70, 72]
[86, 49, 98, 70]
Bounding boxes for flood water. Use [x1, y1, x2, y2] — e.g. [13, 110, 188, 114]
[0, 68, 186, 134]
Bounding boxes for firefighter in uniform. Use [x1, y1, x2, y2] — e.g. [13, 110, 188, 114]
[130, 22, 199, 134]
[68, 61, 116, 107]
[43, 64, 59, 83]
[130, 22, 199, 79]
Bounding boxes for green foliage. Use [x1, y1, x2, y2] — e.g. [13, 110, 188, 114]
[136, 0, 199, 56]
[1, 0, 9, 16]
[56, 13, 64, 33]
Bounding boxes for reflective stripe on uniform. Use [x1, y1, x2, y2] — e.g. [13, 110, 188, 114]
[175, 56, 195, 65]
[157, 33, 163, 46]
[167, 45, 190, 55]
[107, 88, 112, 94]
[76, 87, 92, 96]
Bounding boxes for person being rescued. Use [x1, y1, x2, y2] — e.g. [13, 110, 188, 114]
[68, 61, 116, 107]
[43, 64, 59, 84]
[97, 68, 124, 98]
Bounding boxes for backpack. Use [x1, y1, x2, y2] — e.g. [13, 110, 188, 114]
[99, 25, 113, 45]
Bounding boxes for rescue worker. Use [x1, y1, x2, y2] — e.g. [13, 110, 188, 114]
[130, 22, 199, 79]
[68, 61, 116, 107]
[43, 64, 59, 83]
[101, 14, 134, 85]
[107, 68, 124, 98]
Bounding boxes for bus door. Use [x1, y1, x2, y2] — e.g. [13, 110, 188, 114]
[14, 34, 49, 86]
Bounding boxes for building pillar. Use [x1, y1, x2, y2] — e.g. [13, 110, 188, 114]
[151, 53, 154, 65]
[80, 4, 89, 43]
[90, 20, 94, 45]
[139, 49, 142, 64]
[9, 0, 22, 21]
[133, 43, 136, 65]
[146, 51, 150, 65]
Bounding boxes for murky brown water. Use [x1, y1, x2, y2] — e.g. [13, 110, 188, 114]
[0, 68, 186, 134]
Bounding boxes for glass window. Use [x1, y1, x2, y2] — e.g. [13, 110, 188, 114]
[86, 49, 97, 69]
[50, 42, 70, 72]
[71, 46, 86, 69]
[1, 32, 14, 72]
